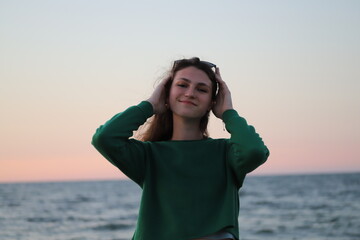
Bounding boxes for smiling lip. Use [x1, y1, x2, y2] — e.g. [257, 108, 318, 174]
[179, 100, 197, 106]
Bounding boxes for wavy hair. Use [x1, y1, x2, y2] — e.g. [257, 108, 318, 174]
[139, 57, 218, 142]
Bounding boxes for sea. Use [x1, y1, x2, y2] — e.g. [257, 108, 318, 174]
[0, 172, 359, 240]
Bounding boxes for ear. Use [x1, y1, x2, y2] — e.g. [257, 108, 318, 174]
[208, 100, 216, 111]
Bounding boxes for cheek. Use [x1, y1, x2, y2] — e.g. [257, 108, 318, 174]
[168, 88, 177, 107]
[202, 95, 213, 106]
[168, 84, 184, 100]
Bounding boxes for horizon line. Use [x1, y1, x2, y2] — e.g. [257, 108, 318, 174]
[1, 170, 359, 184]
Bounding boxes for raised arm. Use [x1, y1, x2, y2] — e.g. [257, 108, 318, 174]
[212, 67, 269, 188]
[223, 110, 269, 188]
[92, 101, 154, 186]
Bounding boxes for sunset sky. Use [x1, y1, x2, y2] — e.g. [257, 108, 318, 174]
[1, 0, 359, 183]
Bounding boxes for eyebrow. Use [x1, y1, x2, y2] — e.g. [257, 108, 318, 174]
[177, 78, 211, 88]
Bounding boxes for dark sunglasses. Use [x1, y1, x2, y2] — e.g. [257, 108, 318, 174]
[200, 61, 217, 69]
[173, 60, 217, 69]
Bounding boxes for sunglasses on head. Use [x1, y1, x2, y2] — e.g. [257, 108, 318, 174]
[200, 61, 216, 69]
[173, 59, 217, 69]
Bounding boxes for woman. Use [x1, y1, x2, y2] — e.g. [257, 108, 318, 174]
[92, 57, 269, 240]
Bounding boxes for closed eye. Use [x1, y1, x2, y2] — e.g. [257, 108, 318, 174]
[197, 88, 208, 93]
[177, 83, 188, 88]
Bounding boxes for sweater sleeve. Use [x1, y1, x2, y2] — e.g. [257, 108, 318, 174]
[223, 109, 270, 188]
[91, 101, 154, 186]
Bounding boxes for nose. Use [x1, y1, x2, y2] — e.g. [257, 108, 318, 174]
[184, 87, 195, 98]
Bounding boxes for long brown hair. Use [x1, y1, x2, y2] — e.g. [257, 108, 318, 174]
[139, 57, 218, 142]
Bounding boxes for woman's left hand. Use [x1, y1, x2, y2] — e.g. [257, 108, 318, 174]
[212, 67, 233, 119]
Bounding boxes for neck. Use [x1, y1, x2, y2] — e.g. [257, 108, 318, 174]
[171, 115, 203, 141]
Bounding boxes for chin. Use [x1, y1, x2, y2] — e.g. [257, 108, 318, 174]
[173, 110, 206, 119]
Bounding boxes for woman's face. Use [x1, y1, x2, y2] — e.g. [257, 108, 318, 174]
[168, 66, 213, 120]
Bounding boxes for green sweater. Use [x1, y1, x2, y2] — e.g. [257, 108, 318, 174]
[92, 101, 269, 240]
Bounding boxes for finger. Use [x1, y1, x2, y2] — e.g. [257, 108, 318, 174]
[215, 67, 220, 75]
[215, 67, 222, 79]
[215, 67, 225, 83]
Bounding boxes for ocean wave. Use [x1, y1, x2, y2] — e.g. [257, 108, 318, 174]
[92, 222, 134, 231]
[255, 228, 275, 234]
[27, 217, 61, 223]
[66, 216, 93, 222]
[6, 202, 21, 207]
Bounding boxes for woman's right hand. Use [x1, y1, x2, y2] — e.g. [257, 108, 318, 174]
[147, 78, 170, 114]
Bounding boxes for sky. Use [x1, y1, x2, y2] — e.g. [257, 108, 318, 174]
[1, 0, 359, 183]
